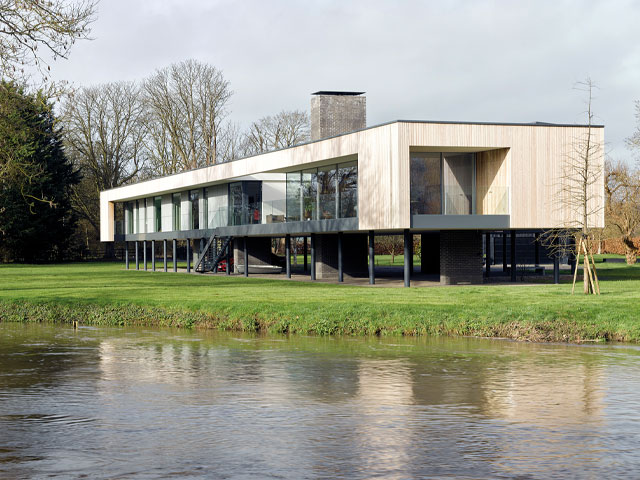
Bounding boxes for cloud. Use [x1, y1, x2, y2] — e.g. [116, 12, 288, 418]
[50, 0, 639, 159]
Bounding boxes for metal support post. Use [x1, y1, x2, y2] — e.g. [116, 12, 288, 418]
[502, 231, 507, 273]
[369, 230, 375, 285]
[534, 232, 540, 267]
[310, 234, 316, 281]
[510, 231, 516, 282]
[186, 239, 191, 273]
[338, 232, 344, 283]
[143, 240, 147, 271]
[226, 239, 231, 275]
[303, 236, 308, 274]
[151, 240, 155, 271]
[243, 237, 248, 277]
[485, 232, 491, 278]
[125, 242, 129, 270]
[172, 239, 177, 272]
[163, 240, 167, 272]
[285, 234, 291, 279]
[403, 229, 411, 287]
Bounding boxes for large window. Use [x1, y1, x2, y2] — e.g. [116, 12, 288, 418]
[154, 196, 162, 232]
[229, 181, 262, 226]
[410, 152, 475, 215]
[190, 190, 199, 229]
[125, 202, 133, 234]
[338, 161, 357, 218]
[202, 188, 208, 228]
[286, 172, 302, 222]
[302, 168, 317, 221]
[172, 193, 181, 230]
[410, 153, 441, 215]
[287, 160, 358, 221]
[318, 165, 336, 220]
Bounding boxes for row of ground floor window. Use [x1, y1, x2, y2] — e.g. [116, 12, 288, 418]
[121, 231, 577, 286]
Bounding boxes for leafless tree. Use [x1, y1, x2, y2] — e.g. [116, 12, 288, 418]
[143, 59, 232, 172]
[376, 235, 404, 264]
[627, 101, 640, 154]
[0, 0, 96, 85]
[244, 110, 310, 156]
[547, 78, 604, 294]
[604, 159, 640, 264]
[61, 81, 147, 234]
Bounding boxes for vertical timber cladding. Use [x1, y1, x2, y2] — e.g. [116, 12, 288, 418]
[357, 123, 410, 230]
[401, 122, 604, 230]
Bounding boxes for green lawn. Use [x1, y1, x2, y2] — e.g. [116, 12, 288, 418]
[1, 258, 640, 342]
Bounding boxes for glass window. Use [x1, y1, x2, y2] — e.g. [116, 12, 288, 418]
[126, 202, 133, 234]
[443, 153, 474, 215]
[203, 188, 208, 229]
[302, 168, 317, 221]
[286, 172, 302, 222]
[190, 190, 199, 229]
[410, 153, 442, 215]
[228, 181, 262, 226]
[154, 196, 162, 232]
[145, 198, 152, 232]
[338, 161, 358, 218]
[229, 182, 243, 226]
[172, 193, 181, 230]
[318, 165, 337, 219]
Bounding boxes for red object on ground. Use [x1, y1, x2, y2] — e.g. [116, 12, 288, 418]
[218, 258, 234, 272]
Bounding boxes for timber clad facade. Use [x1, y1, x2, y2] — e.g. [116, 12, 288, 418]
[100, 92, 604, 285]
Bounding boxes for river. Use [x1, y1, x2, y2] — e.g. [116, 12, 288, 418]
[1, 322, 639, 479]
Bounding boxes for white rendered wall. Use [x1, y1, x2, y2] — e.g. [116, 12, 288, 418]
[261, 178, 287, 223]
[207, 184, 227, 228]
[161, 194, 172, 232]
[180, 191, 190, 230]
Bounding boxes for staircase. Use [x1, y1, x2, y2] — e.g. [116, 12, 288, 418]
[195, 235, 233, 273]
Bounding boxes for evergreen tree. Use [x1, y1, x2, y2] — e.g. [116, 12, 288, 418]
[0, 82, 80, 262]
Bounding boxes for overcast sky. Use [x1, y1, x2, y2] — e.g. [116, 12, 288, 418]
[51, 0, 639, 160]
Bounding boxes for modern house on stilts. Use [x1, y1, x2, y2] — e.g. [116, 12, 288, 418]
[100, 91, 604, 286]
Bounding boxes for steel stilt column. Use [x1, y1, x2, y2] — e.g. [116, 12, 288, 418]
[285, 234, 291, 278]
[338, 232, 344, 283]
[243, 237, 248, 277]
[310, 234, 316, 281]
[510, 231, 516, 282]
[403, 229, 411, 287]
[125, 242, 129, 270]
[186, 239, 191, 273]
[151, 240, 155, 271]
[143, 240, 147, 271]
[163, 240, 167, 272]
[369, 230, 375, 285]
[172, 239, 177, 272]
[135, 241, 139, 270]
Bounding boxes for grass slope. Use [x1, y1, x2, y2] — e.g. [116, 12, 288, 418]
[1, 259, 640, 342]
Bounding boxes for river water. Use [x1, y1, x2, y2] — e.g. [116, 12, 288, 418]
[1, 323, 640, 479]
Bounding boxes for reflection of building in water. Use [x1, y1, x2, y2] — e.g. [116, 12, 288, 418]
[482, 359, 604, 425]
[354, 359, 415, 475]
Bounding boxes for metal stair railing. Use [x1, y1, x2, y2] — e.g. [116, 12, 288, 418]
[195, 234, 233, 273]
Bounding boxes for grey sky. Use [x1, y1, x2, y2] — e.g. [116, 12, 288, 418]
[52, 0, 640, 159]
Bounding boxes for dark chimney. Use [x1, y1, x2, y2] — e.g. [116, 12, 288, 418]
[310, 91, 366, 141]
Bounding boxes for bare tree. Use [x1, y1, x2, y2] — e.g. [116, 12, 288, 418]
[244, 110, 310, 155]
[604, 159, 640, 264]
[548, 78, 605, 294]
[627, 100, 640, 154]
[376, 235, 404, 264]
[0, 0, 96, 84]
[143, 59, 232, 172]
[61, 81, 147, 235]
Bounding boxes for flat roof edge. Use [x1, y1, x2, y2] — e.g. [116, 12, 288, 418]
[101, 119, 603, 194]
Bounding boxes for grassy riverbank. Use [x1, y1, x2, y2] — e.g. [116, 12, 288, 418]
[1, 260, 640, 342]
